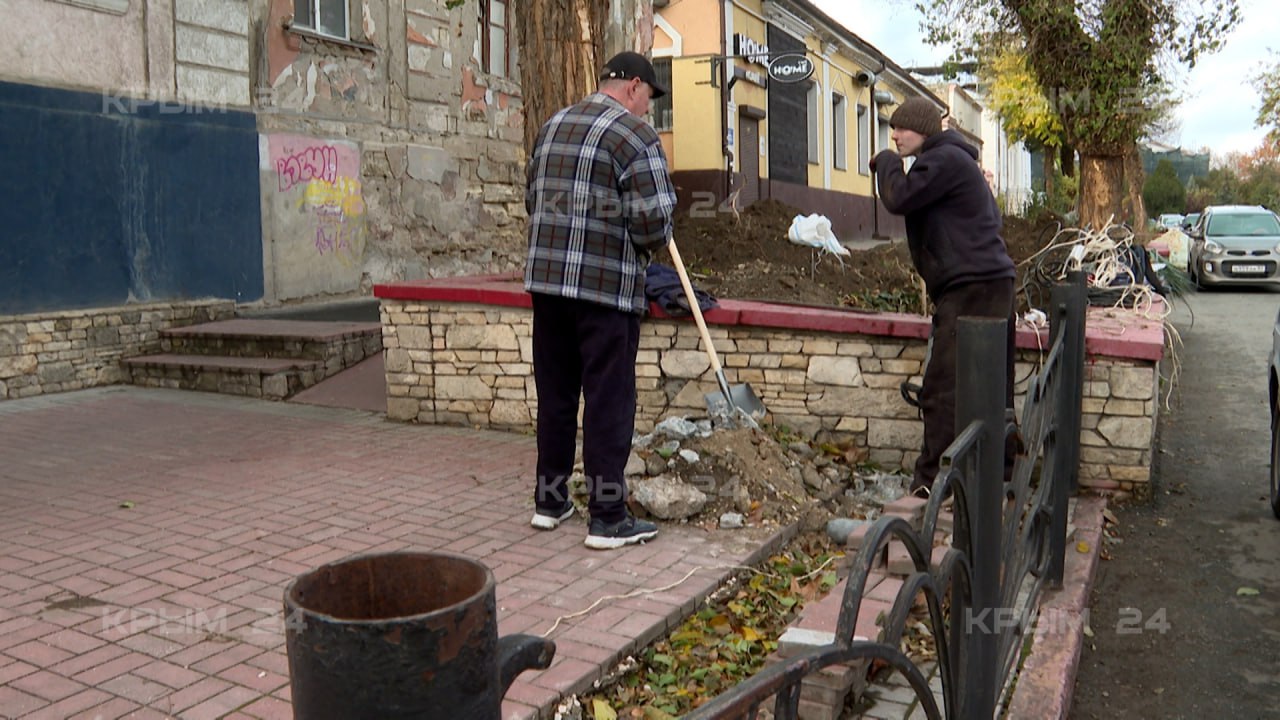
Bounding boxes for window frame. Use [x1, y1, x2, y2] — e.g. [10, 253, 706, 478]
[832, 93, 847, 171]
[652, 58, 673, 131]
[857, 103, 870, 175]
[292, 0, 350, 42]
[479, 0, 517, 80]
[807, 82, 820, 165]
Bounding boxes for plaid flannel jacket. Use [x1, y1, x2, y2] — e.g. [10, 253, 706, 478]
[524, 93, 677, 314]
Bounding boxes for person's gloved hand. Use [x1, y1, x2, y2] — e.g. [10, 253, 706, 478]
[870, 149, 896, 174]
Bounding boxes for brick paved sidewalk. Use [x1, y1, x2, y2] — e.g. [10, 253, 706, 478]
[0, 387, 791, 720]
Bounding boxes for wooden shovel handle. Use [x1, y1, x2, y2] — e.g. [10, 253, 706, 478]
[666, 237, 724, 375]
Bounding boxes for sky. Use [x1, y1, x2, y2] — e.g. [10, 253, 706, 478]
[809, 0, 1272, 158]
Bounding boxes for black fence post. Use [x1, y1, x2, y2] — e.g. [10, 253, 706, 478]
[1046, 271, 1087, 587]
[955, 317, 1007, 720]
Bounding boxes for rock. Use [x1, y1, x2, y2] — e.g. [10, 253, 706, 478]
[678, 449, 700, 464]
[645, 453, 668, 476]
[787, 441, 815, 459]
[727, 479, 752, 513]
[821, 466, 842, 481]
[654, 416, 699, 440]
[827, 517, 867, 544]
[630, 476, 708, 520]
[624, 452, 645, 477]
[802, 465, 825, 491]
[695, 419, 714, 437]
[719, 512, 745, 529]
[632, 432, 654, 448]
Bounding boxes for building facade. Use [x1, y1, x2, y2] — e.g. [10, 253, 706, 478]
[1, 0, 534, 315]
[653, 0, 945, 241]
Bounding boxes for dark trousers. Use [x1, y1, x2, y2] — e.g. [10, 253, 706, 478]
[913, 278, 1016, 492]
[531, 293, 640, 524]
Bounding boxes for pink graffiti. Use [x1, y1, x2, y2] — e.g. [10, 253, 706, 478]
[277, 146, 339, 191]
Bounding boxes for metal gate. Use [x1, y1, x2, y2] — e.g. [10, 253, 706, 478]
[687, 272, 1088, 720]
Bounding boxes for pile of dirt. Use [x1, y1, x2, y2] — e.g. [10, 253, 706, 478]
[670, 199, 1066, 315]
[622, 422, 910, 533]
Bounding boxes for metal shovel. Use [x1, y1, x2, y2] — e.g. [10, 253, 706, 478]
[666, 235, 768, 427]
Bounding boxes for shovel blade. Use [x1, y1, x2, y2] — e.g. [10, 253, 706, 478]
[704, 382, 767, 424]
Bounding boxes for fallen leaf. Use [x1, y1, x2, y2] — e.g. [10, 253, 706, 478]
[119, 501, 135, 509]
[1103, 509, 1119, 525]
[1237, 587, 1261, 597]
[1076, 541, 1090, 553]
[1155, 518, 1169, 527]
[1082, 623, 1095, 638]
[593, 699, 618, 720]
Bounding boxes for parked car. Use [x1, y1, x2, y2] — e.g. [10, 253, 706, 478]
[1180, 212, 1201, 233]
[1157, 213, 1185, 229]
[1269, 306, 1280, 518]
[1186, 205, 1280, 288]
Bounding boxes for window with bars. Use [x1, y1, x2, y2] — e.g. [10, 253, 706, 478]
[293, 0, 349, 40]
[479, 0, 517, 79]
[652, 58, 673, 130]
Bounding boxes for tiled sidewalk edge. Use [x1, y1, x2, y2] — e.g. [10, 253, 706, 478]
[1003, 496, 1107, 720]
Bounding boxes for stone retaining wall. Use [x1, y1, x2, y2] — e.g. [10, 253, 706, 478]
[377, 281, 1165, 500]
[0, 301, 235, 400]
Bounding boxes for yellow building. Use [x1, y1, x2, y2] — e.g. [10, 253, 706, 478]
[653, 0, 944, 240]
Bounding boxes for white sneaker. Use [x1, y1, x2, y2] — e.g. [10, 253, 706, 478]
[530, 505, 575, 530]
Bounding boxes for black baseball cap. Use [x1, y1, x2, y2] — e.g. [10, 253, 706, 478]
[600, 51, 668, 98]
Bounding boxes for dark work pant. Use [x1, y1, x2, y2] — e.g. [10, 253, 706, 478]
[913, 278, 1016, 493]
[531, 293, 640, 524]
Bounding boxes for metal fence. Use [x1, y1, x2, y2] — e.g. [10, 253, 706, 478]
[687, 272, 1088, 720]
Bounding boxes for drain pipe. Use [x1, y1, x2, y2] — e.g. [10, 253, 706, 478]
[720, 0, 732, 201]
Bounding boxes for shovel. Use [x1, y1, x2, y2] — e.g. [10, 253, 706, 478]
[666, 235, 768, 427]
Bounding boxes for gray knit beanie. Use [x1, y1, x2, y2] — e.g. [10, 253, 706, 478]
[889, 97, 943, 137]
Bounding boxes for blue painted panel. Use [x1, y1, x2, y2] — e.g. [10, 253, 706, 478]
[0, 80, 263, 314]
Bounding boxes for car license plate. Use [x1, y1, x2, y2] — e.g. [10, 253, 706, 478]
[1233, 264, 1267, 274]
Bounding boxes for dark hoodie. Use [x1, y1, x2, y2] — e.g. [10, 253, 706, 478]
[874, 130, 1015, 299]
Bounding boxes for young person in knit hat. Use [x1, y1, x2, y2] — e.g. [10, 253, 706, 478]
[870, 95, 1019, 498]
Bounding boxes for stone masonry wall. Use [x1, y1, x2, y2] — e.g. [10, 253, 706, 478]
[253, 0, 530, 302]
[0, 301, 235, 401]
[381, 300, 1161, 500]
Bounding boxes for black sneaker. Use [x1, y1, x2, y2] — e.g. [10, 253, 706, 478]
[530, 505, 574, 530]
[584, 514, 658, 550]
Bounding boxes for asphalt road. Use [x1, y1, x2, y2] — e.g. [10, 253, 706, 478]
[1070, 286, 1280, 719]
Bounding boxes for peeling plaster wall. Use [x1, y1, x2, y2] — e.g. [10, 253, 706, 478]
[0, 0, 148, 95]
[252, 0, 529, 303]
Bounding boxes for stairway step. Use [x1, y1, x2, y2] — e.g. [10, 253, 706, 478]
[123, 354, 321, 373]
[161, 318, 381, 342]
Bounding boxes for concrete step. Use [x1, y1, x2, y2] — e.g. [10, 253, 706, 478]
[123, 353, 323, 400]
[161, 319, 382, 368]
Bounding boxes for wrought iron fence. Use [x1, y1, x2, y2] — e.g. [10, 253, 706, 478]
[687, 272, 1088, 720]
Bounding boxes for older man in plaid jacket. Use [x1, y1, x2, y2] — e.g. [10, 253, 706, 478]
[524, 52, 678, 550]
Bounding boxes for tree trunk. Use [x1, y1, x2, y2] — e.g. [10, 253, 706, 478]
[1123, 144, 1147, 231]
[1077, 154, 1126, 230]
[1059, 143, 1075, 178]
[1043, 149, 1055, 199]
[517, 0, 652, 156]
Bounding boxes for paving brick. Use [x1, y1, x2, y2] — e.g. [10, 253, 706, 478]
[0, 685, 49, 718]
[19, 688, 113, 720]
[10, 669, 87, 702]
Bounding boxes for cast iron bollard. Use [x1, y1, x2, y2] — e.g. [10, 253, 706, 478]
[283, 551, 556, 720]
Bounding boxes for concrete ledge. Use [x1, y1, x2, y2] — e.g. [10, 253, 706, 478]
[1004, 496, 1108, 720]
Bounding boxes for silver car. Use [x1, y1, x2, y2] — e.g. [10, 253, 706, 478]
[1188, 205, 1280, 288]
[1270, 306, 1280, 518]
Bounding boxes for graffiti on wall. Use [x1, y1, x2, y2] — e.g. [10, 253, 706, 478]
[268, 134, 365, 265]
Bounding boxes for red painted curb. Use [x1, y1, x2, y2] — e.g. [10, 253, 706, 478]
[373, 276, 1166, 361]
[1004, 496, 1108, 720]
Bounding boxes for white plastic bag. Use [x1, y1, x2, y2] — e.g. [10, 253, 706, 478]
[787, 214, 851, 257]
